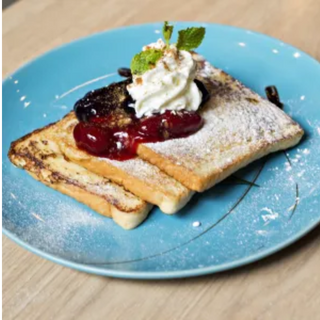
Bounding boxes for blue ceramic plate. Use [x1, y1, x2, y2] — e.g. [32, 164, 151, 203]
[3, 23, 320, 279]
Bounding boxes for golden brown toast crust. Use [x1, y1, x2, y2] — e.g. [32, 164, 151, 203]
[137, 55, 304, 191]
[8, 121, 152, 229]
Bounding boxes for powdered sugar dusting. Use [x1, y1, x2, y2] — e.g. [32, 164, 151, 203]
[256, 230, 269, 236]
[3, 177, 106, 259]
[261, 207, 279, 225]
[192, 221, 201, 227]
[24, 203, 104, 259]
[98, 157, 189, 197]
[143, 54, 303, 178]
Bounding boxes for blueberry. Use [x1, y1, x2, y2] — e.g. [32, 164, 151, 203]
[118, 68, 132, 78]
[194, 79, 210, 106]
[265, 86, 283, 109]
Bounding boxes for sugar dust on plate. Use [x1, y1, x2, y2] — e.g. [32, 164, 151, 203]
[192, 221, 201, 227]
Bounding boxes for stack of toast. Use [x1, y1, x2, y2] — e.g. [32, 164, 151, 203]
[8, 55, 304, 229]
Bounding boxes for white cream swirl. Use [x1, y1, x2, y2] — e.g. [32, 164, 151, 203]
[127, 39, 202, 118]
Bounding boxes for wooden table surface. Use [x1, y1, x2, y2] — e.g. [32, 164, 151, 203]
[3, 0, 320, 319]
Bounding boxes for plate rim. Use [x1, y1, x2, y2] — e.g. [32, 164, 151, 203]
[3, 219, 320, 279]
[3, 21, 320, 82]
[3, 22, 320, 279]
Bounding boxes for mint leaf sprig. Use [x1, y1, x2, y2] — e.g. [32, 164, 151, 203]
[130, 49, 163, 75]
[163, 21, 174, 47]
[163, 22, 205, 51]
[176, 27, 205, 51]
[130, 22, 206, 75]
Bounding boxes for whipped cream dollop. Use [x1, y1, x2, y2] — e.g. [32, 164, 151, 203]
[127, 39, 202, 118]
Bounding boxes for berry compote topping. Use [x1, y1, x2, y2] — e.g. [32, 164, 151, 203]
[194, 79, 210, 106]
[73, 78, 207, 161]
[74, 79, 134, 123]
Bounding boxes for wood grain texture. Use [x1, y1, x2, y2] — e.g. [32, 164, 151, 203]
[3, 0, 320, 319]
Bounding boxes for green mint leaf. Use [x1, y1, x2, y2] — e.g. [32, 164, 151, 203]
[130, 49, 164, 75]
[176, 27, 206, 51]
[163, 21, 174, 46]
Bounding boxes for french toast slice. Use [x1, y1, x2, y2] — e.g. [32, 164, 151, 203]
[53, 113, 194, 214]
[137, 54, 304, 191]
[8, 122, 152, 229]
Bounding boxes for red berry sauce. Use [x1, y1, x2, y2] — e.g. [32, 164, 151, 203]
[73, 80, 205, 161]
[73, 110, 203, 160]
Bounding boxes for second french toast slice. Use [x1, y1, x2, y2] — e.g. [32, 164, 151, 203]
[51, 113, 194, 214]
